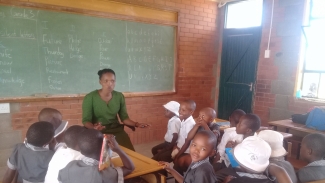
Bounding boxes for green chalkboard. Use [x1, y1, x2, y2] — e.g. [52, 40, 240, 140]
[0, 5, 176, 98]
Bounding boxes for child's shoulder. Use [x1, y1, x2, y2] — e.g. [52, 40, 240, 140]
[195, 162, 215, 174]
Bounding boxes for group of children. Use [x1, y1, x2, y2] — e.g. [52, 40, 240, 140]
[154, 100, 325, 183]
[2, 108, 134, 183]
[2, 102, 325, 183]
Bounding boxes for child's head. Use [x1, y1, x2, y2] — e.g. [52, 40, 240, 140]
[236, 114, 261, 136]
[258, 130, 287, 158]
[64, 125, 85, 150]
[198, 107, 216, 125]
[179, 100, 196, 120]
[300, 133, 325, 163]
[78, 129, 103, 160]
[233, 136, 271, 173]
[38, 108, 67, 140]
[26, 121, 54, 147]
[189, 130, 217, 162]
[229, 109, 246, 127]
[163, 101, 180, 118]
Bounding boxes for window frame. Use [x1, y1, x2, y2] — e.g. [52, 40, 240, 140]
[300, 0, 325, 99]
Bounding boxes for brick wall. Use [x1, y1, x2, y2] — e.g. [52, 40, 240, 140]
[253, 0, 325, 125]
[7, 0, 219, 145]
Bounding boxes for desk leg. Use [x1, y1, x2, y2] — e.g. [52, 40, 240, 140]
[285, 128, 289, 133]
[297, 143, 301, 160]
[272, 125, 277, 131]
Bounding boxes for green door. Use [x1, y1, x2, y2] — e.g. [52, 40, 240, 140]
[217, 27, 262, 119]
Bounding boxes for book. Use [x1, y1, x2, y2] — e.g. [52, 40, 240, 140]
[99, 134, 120, 171]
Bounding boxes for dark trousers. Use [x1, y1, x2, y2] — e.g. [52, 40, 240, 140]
[152, 149, 173, 163]
[152, 141, 170, 156]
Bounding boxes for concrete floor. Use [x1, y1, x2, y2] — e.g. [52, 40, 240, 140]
[134, 141, 174, 183]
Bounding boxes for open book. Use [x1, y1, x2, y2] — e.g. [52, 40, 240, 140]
[99, 134, 120, 171]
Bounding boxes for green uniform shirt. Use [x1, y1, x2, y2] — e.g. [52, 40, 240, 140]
[82, 90, 129, 126]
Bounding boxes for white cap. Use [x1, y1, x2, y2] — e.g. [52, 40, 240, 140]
[163, 101, 180, 116]
[258, 130, 287, 158]
[54, 120, 68, 138]
[234, 136, 271, 173]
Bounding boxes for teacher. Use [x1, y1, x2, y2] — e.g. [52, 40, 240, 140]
[82, 68, 150, 151]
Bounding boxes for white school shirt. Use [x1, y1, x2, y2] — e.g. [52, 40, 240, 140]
[45, 146, 84, 183]
[217, 127, 243, 167]
[176, 116, 196, 153]
[164, 116, 181, 143]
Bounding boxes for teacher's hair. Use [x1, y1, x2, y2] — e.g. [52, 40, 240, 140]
[98, 68, 115, 79]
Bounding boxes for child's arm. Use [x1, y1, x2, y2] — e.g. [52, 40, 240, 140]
[158, 162, 184, 183]
[174, 124, 200, 160]
[106, 135, 135, 176]
[2, 168, 16, 183]
[268, 163, 293, 183]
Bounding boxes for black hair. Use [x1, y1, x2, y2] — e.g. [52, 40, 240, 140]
[303, 133, 325, 159]
[38, 108, 62, 129]
[201, 107, 216, 119]
[194, 130, 217, 150]
[64, 125, 85, 148]
[26, 121, 54, 147]
[184, 99, 196, 111]
[230, 109, 246, 125]
[98, 68, 115, 79]
[78, 129, 103, 159]
[242, 114, 261, 133]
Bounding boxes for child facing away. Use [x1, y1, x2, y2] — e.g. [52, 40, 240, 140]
[2, 122, 55, 183]
[58, 129, 135, 183]
[216, 109, 246, 169]
[297, 133, 325, 183]
[45, 125, 85, 183]
[221, 136, 273, 183]
[173, 107, 220, 175]
[38, 108, 68, 151]
[152, 101, 181, 162]
[258, 130, 297, 183]
[159, 131, 218, 183]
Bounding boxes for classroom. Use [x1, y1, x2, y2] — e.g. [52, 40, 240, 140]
[0, 0, 324, 182]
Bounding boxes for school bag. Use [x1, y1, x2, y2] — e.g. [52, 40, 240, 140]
[305, 107, 325, 131]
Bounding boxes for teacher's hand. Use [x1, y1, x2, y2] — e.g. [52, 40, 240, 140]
[135, 122, 151, 128]
[94, 123, 106, 131]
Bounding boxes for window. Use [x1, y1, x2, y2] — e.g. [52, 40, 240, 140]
[301, 0, 325, 99]
[225, 0, 263, 29]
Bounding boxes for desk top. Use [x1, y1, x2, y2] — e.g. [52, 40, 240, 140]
[268, 119, 325, 135]
[111, 146, 163, 179]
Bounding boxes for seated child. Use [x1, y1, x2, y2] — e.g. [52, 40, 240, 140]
[227, 113, 261, 147]
[39, 108, 68, 151]
[45, 125, 85, 183]
[216, 109, 246, 169]
[220, 136, 273, 183]
[2, 122, 55, 183]
[152, 101, 181, 162]
[258, 130, 297, 183]
[173, 107, 220, 174]
[159, 130, 218, 183]
[169, 100, 196, 175]
[297, 133, 325, 183]
[58, 129, 135, 183]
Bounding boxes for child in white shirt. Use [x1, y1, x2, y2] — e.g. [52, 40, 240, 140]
[45, 125, 85, 183]
[214, 109, 245, 170]
[152, 101, 181, 162]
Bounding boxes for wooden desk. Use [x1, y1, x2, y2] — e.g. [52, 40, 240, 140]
[111, 146, 163, 180]
[214, 118, 230, 131]
[268, 119, 325, 135]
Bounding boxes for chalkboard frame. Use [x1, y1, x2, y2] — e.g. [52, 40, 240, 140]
[0, 0, 179, 102]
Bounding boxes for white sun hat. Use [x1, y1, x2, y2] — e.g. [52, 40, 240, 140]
[258, 130, 287, 158]
[233, 136, 271, 173]
[163, 101, 180, 116]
